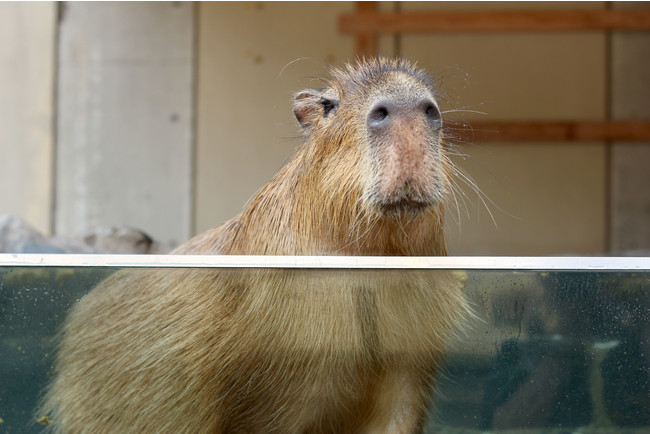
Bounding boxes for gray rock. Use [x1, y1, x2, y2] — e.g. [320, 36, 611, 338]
[0, 215, 161, 254]
[52, 226, 161, 254]
[0, 215, 62, 253]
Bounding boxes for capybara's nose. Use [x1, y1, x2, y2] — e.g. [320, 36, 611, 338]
[367, 98, 442, 133]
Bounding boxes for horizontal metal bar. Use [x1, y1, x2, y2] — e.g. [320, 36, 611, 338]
[0, 254, 649, 271]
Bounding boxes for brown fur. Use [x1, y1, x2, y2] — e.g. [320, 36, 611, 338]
[40, 58, 469, 433]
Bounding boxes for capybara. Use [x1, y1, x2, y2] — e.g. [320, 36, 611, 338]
[40, 58, 469, 433]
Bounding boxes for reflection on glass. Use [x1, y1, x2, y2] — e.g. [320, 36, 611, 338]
[434, 271, 650, 432]
[0, 266, 648, 433]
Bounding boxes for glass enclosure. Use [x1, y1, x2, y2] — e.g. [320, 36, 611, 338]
[1, 255, 648, 433]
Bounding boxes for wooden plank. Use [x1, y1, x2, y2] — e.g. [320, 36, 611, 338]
[354, 2, 376, 57]
[340, 9, 650, 34]
[450, 120, 650, 143]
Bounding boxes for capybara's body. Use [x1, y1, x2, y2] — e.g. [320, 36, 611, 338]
[41, 58, 469, 433]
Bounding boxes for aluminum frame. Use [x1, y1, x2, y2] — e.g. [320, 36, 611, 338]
[1, 254, 649, 271]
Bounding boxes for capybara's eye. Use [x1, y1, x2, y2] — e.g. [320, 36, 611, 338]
[319, 98, 337, 117]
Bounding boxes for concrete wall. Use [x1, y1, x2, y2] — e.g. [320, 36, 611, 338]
[610, 2, 650, 252]
[195, 2, 353, 233]
[55, 2, 194, 250]
[0, 2, 56, 235]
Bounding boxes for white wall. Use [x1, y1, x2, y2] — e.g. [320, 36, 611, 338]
[0, 2, 56, 234]
[195, 2, 354, 233]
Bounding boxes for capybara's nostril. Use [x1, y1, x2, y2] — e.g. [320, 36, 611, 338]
[372, 106, 388, 122]
[423, 101, 442, 129]
[367, 102, 393, 130]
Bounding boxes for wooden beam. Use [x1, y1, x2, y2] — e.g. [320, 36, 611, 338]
[354, 2, 376, 57]
[340, 9, 650, 34]
[449, 120, 650, 143]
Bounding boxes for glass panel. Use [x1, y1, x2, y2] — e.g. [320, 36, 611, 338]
[434, 270, 650, 432]
[1, 265, 648, 432]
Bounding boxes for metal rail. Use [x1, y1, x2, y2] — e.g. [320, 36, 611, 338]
[1, 254, 649, 271]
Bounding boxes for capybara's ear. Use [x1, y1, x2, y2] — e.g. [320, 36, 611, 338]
[293, 90, 322, 130]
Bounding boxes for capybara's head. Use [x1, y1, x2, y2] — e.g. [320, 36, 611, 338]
[293, 58, 450, 218]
